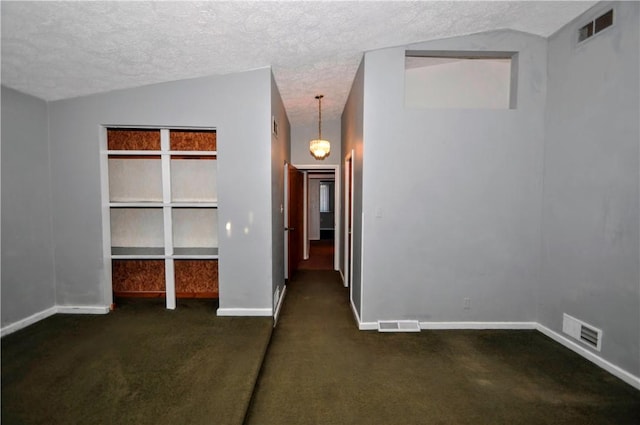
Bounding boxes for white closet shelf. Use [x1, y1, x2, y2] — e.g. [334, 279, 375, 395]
[107, 150, 162, 156]
[107, 151, 216, 156]
[170, 202, 218, 208]
[110, 202, 217, 207]
[111, 247, 165, 258]
[170, 151, 217, 156]
[110, 202, 165, 207]
[172, 247, 219, 258]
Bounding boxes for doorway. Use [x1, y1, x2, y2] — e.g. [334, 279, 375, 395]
[301, 173, 335, 270]
[292, 165, 340, 273]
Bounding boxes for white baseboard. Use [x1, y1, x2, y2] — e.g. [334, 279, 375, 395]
[339, 270, 347, 287]
[56, 305, 110, 314]
[273, 285, 287, 326]
[359, 321, 378, 330]
[216, 307, 272, 317]
[536, 323, 640, 390]
[420, 321, 537, 330]
[357, 321, 538, 332]
[349, 299, 360, 326]
[349, 300, 377, 330]
[1, 304, 110, 337]
[1, 306, 58, 337]
[357, 318, 639, 390]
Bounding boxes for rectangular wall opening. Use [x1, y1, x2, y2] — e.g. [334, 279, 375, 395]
[405, 51, 517, 109]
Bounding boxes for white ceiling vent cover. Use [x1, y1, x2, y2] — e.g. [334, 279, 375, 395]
[562, 313, 602, 351]
[377, 320, 420, 332]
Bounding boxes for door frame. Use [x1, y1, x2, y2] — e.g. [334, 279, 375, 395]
[292, 163, 341, 272]
[344, 150, 354, 290]
[284, 162, 291, 279]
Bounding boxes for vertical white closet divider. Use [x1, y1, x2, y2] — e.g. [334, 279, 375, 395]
[161, 129, 176, 309]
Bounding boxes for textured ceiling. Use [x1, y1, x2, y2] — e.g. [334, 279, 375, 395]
[1, 1, 595, 126]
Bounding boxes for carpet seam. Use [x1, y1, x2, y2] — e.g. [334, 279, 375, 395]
[241, 321, 276, 425]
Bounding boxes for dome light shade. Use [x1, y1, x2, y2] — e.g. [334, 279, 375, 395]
[310, 94, 330, 160]
[309, 138, 331, 159]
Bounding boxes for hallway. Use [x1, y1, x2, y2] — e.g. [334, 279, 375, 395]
[246, 270, 640, 424]
[297, 240, 335, 271]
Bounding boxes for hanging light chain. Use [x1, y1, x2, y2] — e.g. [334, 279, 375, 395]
[316, 94, 323, 140]
[310, 94, 330, 160]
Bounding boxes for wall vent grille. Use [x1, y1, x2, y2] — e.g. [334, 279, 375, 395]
[562, 313, 602, 351]
[580, 325, 600, 348]
[377, 320, 420, 332]
[578, 8, 614, 43]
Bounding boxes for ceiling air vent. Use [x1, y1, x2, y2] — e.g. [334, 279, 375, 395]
[562, 313, 602, 351]
[578, 9, 614, 43]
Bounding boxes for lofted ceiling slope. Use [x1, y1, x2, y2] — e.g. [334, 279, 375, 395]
[1, 1, 595, 126]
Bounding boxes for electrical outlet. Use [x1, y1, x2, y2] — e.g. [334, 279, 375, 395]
[464, 297, 471, 310]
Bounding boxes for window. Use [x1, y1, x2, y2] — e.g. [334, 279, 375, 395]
[405, 52, 516, 109]
[320, 183, 330, 213]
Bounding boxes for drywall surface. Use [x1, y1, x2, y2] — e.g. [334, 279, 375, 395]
[341, 59, 365, 319]
[291, 118, 341, 166]
[271, 72, 290, 313]
[47, 69, 274, 311]
[361, 30, 547, 323]
[405, 57, 512, 109]
[1, 86, 56, 326]
[541, 2, 640, 376]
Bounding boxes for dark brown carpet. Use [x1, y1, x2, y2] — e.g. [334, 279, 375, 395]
[245, 270, 640, 425]
[1, 298, 272, 425]
[298, 239, 334, 270]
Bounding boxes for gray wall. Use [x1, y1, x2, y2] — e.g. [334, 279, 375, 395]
[291, 118, 341, 166]
[270, 72, 290, 311]
[47, 68, 274, 312]
[1, 87, 56, 326]
[541, 2, 640, 375]
[341, 59, 365, 318]
[360, 31, 547, 323]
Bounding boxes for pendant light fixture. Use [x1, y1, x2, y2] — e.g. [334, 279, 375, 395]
[309, 94, 330, 160]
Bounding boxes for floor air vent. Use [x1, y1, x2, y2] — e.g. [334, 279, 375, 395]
[377, 320, 420, 332]
[562, 313, 602, 351]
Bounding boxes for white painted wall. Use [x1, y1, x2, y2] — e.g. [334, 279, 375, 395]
[291, 118, 341, 166]
[1, 87, 57, 327]
[47, 69, 275, 312]
[541, 1, 639, 376]
[360, 30, 547, 323]
[108, 158, 163, 201]
[345, 3, 639, 381]
[171, 159, 217, 202]
[110, 208, 164, 247]
[172, 209, 218, 248]
[405, 57, 512, 109]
